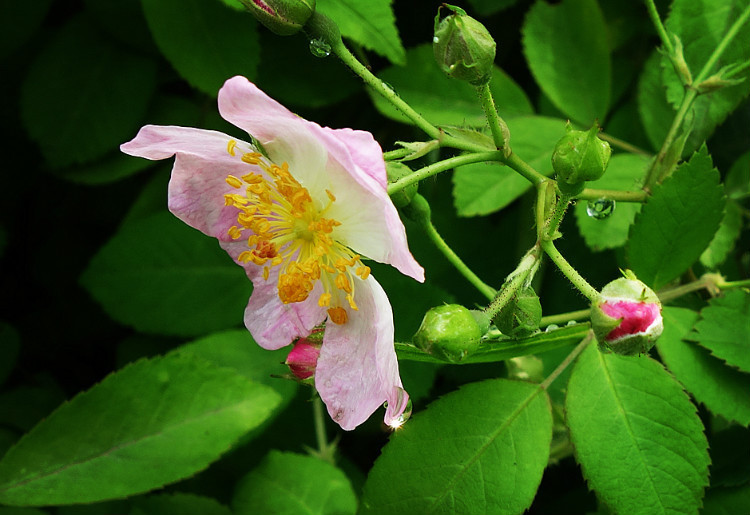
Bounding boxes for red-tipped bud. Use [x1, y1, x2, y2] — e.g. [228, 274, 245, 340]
[591, 273, 663, 356]
[285, 337, 321, 380]
[238, 0, 315, 36]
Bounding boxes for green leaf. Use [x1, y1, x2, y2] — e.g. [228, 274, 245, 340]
[80, 212, 250, 337]
[132, 493, 232, 515]
[0, 354, 281, 506]
[396, 323, 591, 364]
[700, 199, 744, 268]
[661, 0, 750, 153]
[452, 116, 564, 216]
[371, 44, 533, 128]
[637, 52, 675, 151]
[172, 329, 298, 410]
[20, 15, 157, 169]
[687, 290, 750, 373]
[702, 485, 750, 515]
[360, 379, 552, 515]
[317, 0, 405, 65]
[575, 153, 649, 251]
[657, 307, 750, 426]
[232, 451, 357, 515]
[726, 150, 750, 199]
[626, 146, 725, 289]
[141, 0, 260, 96]
[522, 0, 611, 124]
[565, 344, 710, 515]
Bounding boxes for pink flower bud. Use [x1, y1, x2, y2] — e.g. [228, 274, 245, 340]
[285, 337, 321, 380]
[590, 274, 663, 356]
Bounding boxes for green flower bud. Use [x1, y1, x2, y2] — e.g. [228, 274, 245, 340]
[552, 122, 611, 189]
[590, 272, 663, 356]
[495, 286, 542, 337]
[238, 0, 315, 36]
[400, 193, 431, 228]
[433, 4, 496, 86]
[386, 161, 417, 208]
[413, 304, 483, 363]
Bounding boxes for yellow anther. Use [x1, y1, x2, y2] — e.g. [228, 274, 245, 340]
[228, 226, 243, 239]
[226, 175, 243, 189]
[238, 251, 252, 262]
[227, 139, 237, 156]
[335, 273, 352, 294]
[318, 293, 332, 307]
[263, 267, 270, 280]
[328, 306, 348, 325]
[241, 152, 261, 165]
[326, 189, 336, 202]
[346, 294, 358, 311]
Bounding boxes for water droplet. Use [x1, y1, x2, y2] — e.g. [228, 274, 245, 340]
[544, 324, 560, 332]
[387, 398, 412, 429]
[586, 198, 616, 219]
[433, 36, 440, 44]
[309, 39, 331, 58]
[566, 320, 578, 326]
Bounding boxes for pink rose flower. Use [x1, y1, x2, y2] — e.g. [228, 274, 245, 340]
[121, 76, 424, 430]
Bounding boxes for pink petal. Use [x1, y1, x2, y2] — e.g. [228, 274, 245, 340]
[601, 301, 661, 341]
[121, 125, 257, 241]
[315, 277, 408, 431]
[217, 77, 424, 283]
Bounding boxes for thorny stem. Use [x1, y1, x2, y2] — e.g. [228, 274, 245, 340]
[484, 247, 541, 321]
[423, 220, 496, 301]
[477, 83, 510, 152]
[505, 152, 548, 185]
[692, 3, 750, 85]
[541, 240, 599, 301]
[387, 151, 503, 196]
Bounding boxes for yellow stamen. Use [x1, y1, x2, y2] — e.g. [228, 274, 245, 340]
[227, 139, 237, 156]
[328, 307, 348, 325]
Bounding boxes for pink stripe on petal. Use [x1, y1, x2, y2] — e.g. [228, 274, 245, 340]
[601, 301, 661, 340]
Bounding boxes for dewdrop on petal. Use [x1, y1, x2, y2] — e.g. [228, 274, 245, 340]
[590, 272, 663, 356]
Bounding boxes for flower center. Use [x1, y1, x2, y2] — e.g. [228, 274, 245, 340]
[223, 140, 370, 325]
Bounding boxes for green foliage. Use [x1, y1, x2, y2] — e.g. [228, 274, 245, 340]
[0, 354, 281, 506]
[657, 307, 750, 426]
[701, 199, 744, 268]
[662, 0, 750, 153]
[687, 290, 750, 373]
[141, 0, 260, 96]
[0, 0, 52, 59]
[627, 146, 725, 289]
[232, 451, 357, 514]
[452, 116, 564, 216]
[131, 493, 232, 515]
[522, 0, 611, 124]
[361, 379, 551, 514]
[317, 0, 405, 65]
[20, 16, 157, 169]
[566, 344, 710, 515]
[371, 45, 533, 127]
[702, 485, 750, 515]
[80, 212, 250, 337]
[575, 154, 649, 251]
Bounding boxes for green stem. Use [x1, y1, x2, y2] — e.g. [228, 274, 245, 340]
[541, 240, 599, 301]
[387, 151, 502, 195]
[577, 188, 649, 203]
[504, 152, 548, 186]
[541, 308, 591, 327]
[643, 3, 750, 189]
[484, 247, 541, 320]
[718, 278, 750, 289]
[477, 83, 510, 151]
[383, 148, 412, 161]
[331, 39, 489, 153]
[545, 192, 573, 239]
[540, 333, 593, 390]
[598, 133, 652, 156]
[692, 3, 750, 84]
[643, 0, 674, 54]
[423, 220, 496, 301]
[312, 395, 334, 465]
